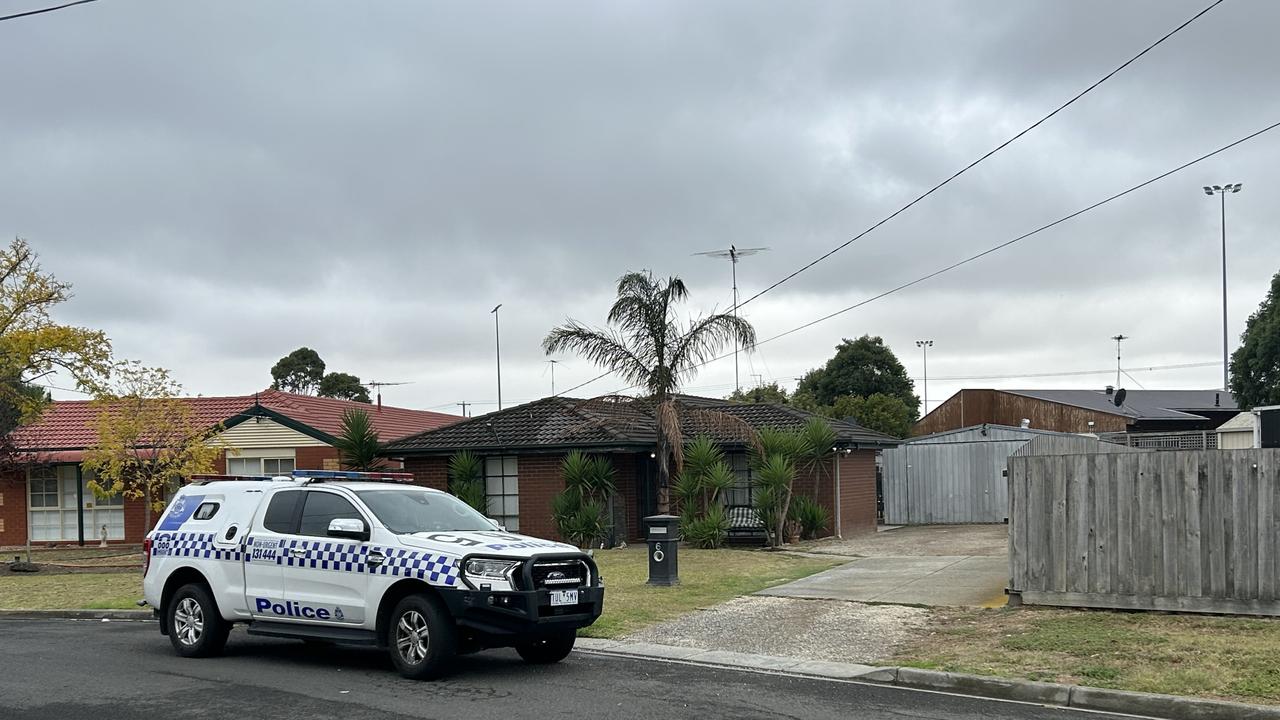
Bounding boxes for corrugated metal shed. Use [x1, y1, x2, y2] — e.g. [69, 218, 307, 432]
[883, 424, 1117, 524]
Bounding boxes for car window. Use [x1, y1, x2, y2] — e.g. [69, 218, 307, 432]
[263, 490, 303, 534]
[357, 488, 494, 534]
[299, 491, 364, 537]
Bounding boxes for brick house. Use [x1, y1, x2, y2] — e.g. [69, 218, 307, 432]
[380, 395, 899, 543]
[1, 390, 458, 547]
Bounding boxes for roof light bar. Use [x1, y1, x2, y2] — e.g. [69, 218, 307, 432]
[290, 469, 415, 483]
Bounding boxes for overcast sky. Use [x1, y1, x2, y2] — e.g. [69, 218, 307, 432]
[6, 0, 1279, 416]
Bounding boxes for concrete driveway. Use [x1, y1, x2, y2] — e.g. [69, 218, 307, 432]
[761, 525, 1009, 608]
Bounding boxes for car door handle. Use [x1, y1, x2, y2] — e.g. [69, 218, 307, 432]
[289, 548, 307, 558]
[366, 551, 385, 567]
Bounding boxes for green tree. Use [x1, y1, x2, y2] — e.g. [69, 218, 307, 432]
[333, 409, 385, 471]
[270, 347, 325, 394]
[447, 451, 487, 514]
[829, 393, 914, 438]
[543, 271, 755, 513]
[0, 238, 113, 422]
[319, 372, 371, 403]
[552, 451, 616, 548]
[750, 419, 836, 547]
[1231, 269, 1280, 409]
[82, 362, 230, 528]
[795, 335, 919, 419]
[726, 381, 790, 405]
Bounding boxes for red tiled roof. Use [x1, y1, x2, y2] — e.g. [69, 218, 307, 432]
[11, 389, 460, 451]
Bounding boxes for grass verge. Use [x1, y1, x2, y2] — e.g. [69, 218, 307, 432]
[0, 573, 142, 610]
[893, 606, 1280, 705]
[582, 546, 842, 639]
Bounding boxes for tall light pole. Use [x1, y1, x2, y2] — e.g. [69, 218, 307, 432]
[915, 340, 933, 416]
[491, 304, 503, 410]
[1111, 334, 1129, 389]
[1203, 183, 1242, 391]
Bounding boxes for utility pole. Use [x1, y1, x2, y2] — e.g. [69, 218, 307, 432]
[915, 340, 933, 415]
[457, 401, 471, 417]
[1111, 334, 1129, 388]
[1203, 183, 1242, 391]
[491, 304, 503, 410]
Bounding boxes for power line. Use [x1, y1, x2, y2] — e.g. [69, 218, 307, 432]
[734, 0, 1227, 312]
[0, 0, 98, 22]
[581, 119, 1279, 398]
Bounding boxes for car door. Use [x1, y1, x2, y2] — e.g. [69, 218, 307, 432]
[278, 489, 371, 626]
[243, 488, 302, 619]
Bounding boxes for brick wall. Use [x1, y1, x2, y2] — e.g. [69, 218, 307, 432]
[0, 471, 27, 547]
[402, 456, 450, 491]
[295, 446, 340, 471]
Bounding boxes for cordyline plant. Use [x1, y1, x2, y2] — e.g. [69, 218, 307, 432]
[334, 409, 386, 471]
[543, 271, 755, 513]
[552, 451, 616, 549]
[447, 450, 487, 514]
[751, 418, 837, 548]
[673, 436, 736, 548]
[82, 361, 231, 529]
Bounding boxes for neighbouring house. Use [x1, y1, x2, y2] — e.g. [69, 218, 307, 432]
[881, 424, 1142, 525]
[1, 390, 458, 547]
[1216, 406, 1280, 449]
[915, 388, 1238, 448]
[379, 394, 900, 543]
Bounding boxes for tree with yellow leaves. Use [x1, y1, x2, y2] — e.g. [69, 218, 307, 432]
[82, 362, 232, 527]
[0, 238, 113, 447]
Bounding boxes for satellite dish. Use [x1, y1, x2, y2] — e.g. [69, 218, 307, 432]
[1113, 388, 1127, 407]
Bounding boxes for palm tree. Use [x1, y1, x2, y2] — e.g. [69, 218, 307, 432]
[333, 409, 387, 471]
[543, 271, 756, 512]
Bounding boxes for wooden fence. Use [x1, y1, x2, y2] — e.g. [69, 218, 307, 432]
[1008, 448, 1280, 615]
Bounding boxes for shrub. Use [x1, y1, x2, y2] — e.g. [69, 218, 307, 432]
[789, 494, 830, 540]
[553, 451, 615, 548]
[682, 504, 729, 549]
[447, 451, 487, 514]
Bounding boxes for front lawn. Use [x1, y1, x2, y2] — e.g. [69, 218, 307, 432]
[894, 606, 1280, 705]
[0, 573, 142, 610]
[583, 546, 842, 639]
[0, 547, 841, 638]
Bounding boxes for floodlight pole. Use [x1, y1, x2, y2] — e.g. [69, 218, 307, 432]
[1204, 183, 1241, 391]
[491, 304, 503, 410]
[915, 340, 932, 415]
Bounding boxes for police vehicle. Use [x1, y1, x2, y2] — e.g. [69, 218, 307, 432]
[142, 470, 604, 679]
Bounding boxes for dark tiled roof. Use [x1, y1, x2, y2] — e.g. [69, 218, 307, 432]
[381, 395, 899, 454]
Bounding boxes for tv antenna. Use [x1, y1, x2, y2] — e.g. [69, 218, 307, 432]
[543, 359, 565, 396]
[1110, 335, 1129, 389]
[361, 380, 412, 409]
[693, 244, 770, 393]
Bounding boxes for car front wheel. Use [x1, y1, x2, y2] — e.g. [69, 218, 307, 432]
[388, 594, 456, 680]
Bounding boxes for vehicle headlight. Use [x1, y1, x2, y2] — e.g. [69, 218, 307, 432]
[463, 558, 522, 591]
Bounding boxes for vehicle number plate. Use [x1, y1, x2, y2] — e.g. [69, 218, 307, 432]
[550, 590, 579, 606]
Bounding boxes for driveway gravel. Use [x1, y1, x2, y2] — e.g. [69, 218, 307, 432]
[626, 595, 929, 664]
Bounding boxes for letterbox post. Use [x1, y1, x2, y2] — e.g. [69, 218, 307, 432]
[644, 514, 680, 586]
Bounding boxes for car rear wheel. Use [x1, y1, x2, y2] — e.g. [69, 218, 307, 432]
[516, 630, 576, 664]
[167, 583, 230, 658]
[388, 594, 456, 680]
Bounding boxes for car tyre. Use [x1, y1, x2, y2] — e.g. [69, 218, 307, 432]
[388, 594, 456, 680]
[167, 583, 230, 658]
[516, 630, 576, 664]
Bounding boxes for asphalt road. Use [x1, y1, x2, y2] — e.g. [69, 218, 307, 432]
[0, 619, 1131, 720]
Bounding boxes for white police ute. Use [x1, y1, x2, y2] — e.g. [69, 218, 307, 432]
[142, 470, 604, 679]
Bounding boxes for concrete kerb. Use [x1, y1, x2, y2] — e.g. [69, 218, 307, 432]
[0, 609, 153, 621]
[576, 639, 1280, 720]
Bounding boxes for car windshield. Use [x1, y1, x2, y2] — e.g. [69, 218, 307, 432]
[357, 488, 495, 534]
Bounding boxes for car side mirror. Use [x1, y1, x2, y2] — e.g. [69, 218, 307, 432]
[327, 518, 369, 541]
[487, 518, 507, 532]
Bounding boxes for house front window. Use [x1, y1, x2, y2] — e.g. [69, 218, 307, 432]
[722, 452, 754, 508]
[226, 450, 296, 476]
[27, 465, 125, 543]
[484, 456, 519, 532]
